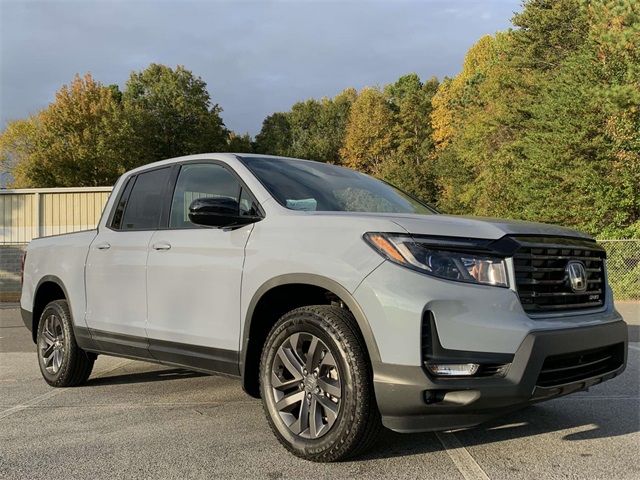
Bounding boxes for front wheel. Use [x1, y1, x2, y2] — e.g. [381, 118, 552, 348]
[259, 305, 381, 462]
[36, 299, 95, 387]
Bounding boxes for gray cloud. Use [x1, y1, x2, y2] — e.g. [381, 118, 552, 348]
[1, 0, 519, 135]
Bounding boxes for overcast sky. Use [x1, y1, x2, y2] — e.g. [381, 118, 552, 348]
[1, 0, 520, 136]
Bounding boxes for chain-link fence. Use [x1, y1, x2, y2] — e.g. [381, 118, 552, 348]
[598, 239, 640, 300]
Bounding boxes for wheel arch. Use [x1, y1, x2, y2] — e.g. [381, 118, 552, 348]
[240, 273, 381, 397]
[31, 275, 71, 343]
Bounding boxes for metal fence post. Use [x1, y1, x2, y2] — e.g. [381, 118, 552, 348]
[33, 191, 41, 240]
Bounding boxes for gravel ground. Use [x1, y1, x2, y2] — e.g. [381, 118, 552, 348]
[0, 303, 638, 479]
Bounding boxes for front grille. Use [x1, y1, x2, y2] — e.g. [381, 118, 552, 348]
[513, 237, 606, 313]
[536, 343, 624, 388]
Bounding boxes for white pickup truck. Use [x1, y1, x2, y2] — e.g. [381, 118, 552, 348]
[20, 153, 628, 461]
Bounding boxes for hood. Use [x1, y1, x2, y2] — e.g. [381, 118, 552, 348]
[386, 214, 592, 241]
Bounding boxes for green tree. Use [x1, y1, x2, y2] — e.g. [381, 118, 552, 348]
[385, 74, 439, 165]
[253, 112, 292, 155]
[254, 88, 356, 162]
[430, 0, 639, 237]
[4, 74, 132, 187]
[226, 132, 253, 153]
[511, 0, 589, 71]
[379, 74, 440, 202]
[123, 64, 228, 164]
[287, 98, 324, 160]
[287, 88, 357, 162]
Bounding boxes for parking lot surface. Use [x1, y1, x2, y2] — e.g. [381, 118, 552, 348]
[1, 303, 638, 479]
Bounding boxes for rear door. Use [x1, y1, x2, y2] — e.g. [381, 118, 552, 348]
[85, 166, 172, 357]
[145, 161, 261, 374]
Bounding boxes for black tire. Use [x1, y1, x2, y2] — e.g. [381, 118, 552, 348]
[36, 299, 95, 387]
[259, 305, 381, 462]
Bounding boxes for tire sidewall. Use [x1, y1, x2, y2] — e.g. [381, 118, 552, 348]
[36, 300, 76, 386]
[260, 310, 361, 457]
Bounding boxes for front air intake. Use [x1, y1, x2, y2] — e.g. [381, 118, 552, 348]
[536, 343, 624, 387]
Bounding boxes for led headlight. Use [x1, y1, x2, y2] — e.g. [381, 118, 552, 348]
[363, 232, 509, 287]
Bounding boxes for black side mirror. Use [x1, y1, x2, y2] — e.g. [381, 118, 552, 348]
[188, 197, 261, 228]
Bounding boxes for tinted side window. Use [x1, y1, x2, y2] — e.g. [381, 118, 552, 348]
[110, 177, 134, 230]
[120, 167, 171, 230]
[170, 163, 243, 229]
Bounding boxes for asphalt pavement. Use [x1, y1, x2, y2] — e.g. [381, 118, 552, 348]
[1, 303, 638, 479]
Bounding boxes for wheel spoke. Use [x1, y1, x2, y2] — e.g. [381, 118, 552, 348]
[309, 396, 320, 438]
[287, 332, 301, 352]
[317, 394, 339, 423]
[290, 398, 310, 435]
[318, 378, 341, 398]
[44, 317, 55, 338]
[275, 390, 304, 411]
[43, 349, 54, 367]
[53, 350, 62, 372]
[52, 321, 60, 338]
[271, 371, 301, 391]
[42, 330, 56, 344]
[305, 336, 321, 372]
[277, 347, 304, 378]
[320, 351, 337, 368]
[42, 344, 55, 359]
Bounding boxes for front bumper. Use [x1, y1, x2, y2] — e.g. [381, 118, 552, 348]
[374, 320, 628, 432]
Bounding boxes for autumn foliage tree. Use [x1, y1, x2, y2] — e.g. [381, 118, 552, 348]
[1, 65, 237, 187]
[6, 74, 131, 187]
[340, 88, 395, 174]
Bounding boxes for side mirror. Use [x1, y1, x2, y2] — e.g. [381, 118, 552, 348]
[188, 197, 261, 228]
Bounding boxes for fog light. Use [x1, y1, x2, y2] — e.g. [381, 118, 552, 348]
[426, 363, 479, 376]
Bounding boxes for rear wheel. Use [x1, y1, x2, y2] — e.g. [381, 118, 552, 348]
[259, 305, 381, 462]
[36, 299, 94, 387]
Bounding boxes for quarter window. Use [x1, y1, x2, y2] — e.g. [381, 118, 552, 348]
[110, 177, 134, 230]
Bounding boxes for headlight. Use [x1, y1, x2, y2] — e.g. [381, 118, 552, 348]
[363, 232, 509, 287]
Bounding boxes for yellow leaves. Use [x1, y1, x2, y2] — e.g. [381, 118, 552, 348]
[430, 79, 455, 151]
[340, 88, 394, 175]
[0, 116, 39, 187]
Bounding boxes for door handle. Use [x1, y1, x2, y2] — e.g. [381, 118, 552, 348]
[152, 242, 171, 251]
[96, 242, 111, 250]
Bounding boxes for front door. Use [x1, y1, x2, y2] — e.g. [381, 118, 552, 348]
[146, 162, 261, 374]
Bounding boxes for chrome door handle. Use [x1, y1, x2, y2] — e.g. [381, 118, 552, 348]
[152, 242, 171, 251]
[96, 242, 111, 250]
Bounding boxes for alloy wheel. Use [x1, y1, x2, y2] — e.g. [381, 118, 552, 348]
[39, 314, 65, 375]
[270, 332, 342, 439]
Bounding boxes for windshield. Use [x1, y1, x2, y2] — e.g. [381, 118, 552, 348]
[240, 156, 436, 214]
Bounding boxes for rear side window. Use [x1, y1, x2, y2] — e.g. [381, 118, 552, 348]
[119, 167, 171, 230]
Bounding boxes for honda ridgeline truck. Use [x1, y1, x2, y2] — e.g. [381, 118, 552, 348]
[20, 154, 628, 461]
